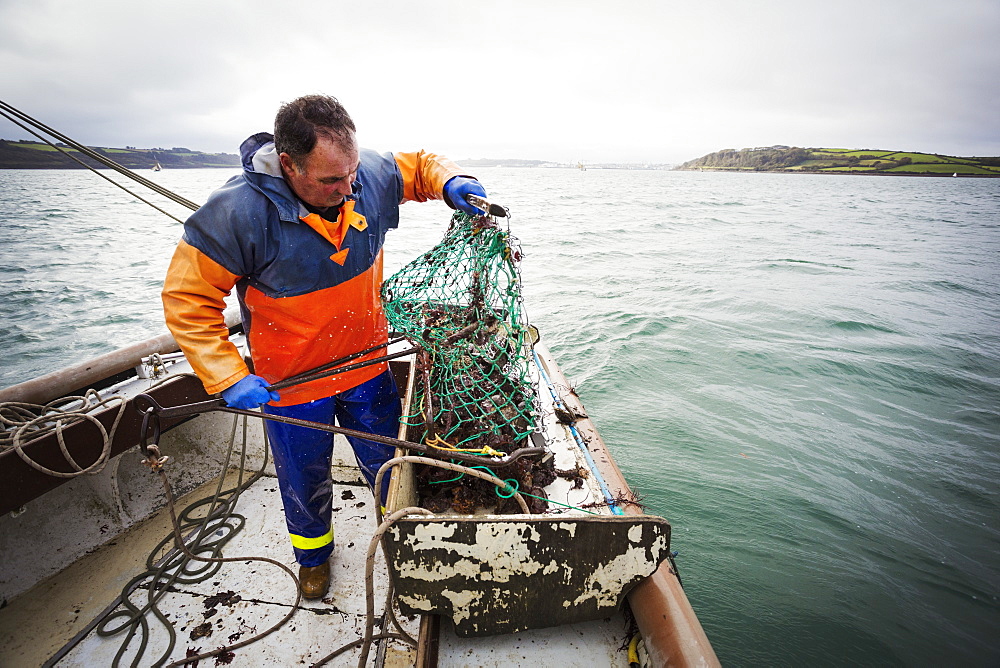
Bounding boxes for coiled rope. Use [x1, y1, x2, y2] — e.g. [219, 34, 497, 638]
[0, 389, 127, 478]
[97, 412, 304, 668]
[123, 444, 538, 667]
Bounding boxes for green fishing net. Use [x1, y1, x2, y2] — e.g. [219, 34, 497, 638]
[381, 211, 539, 458]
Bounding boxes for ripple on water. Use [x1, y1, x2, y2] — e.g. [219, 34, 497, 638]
[828, 319, 897, 334]
[760, 258, 855, 272]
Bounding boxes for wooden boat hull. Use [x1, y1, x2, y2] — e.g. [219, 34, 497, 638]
[0, 328, 718, 666]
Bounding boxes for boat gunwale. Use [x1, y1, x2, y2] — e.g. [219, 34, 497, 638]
[1, 331, 719, 666]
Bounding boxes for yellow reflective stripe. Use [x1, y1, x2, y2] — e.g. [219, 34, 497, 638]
[289, 528, 334, 550]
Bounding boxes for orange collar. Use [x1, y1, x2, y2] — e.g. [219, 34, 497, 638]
[299, 200, 369, 265]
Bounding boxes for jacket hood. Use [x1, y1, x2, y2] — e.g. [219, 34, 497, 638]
[238, 132, 305, 223]
[240, 132, 276, 170]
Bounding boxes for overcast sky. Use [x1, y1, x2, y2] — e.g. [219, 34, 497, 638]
[1, 0, 997, 164]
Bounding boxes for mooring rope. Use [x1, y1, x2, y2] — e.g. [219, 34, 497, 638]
[95, 413, 306, 668]
[309, 455, 539, 667]
[152, 437, 305, 668]
[97, 413, 257, 667]
[0, 389, 127, 478]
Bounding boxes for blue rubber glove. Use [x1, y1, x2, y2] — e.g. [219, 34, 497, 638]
[221, 374, 280, 409]
[443, 176, 488, 215]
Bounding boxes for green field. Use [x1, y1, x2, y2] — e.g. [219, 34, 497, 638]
[0, 139, 240, 169]
[20, 143, 62, 152]
[822, 166, 884, 172]
[887, 162, 996, 175]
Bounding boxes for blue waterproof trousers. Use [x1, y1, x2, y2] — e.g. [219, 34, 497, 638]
[263, 369, 400, 567]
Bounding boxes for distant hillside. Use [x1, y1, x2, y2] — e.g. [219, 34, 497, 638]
[0, 139, 240, 169]
[676, 146, 1000, 177]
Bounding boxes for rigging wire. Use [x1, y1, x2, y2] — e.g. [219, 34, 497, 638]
[0, 99, 201, 221]
[0, 107, 188, 224]
[0, 99, 200, 209]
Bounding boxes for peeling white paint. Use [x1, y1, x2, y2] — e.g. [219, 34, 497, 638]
[441, 588, 483, 624]
[411, 521, 457, 543]
[571, 533, 669, 608]
[558, 522, 577, 538]
[396, 522, 553, 583]
[398, 557, 476, 580]
[389, 516, 670, 636]
[396, 595, 434, 612]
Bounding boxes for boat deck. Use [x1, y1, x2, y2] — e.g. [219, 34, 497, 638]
[0, 337, 641, 666]
[1, 444, 634, 666]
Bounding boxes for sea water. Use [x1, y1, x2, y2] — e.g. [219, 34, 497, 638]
[1, 167, 998, 666]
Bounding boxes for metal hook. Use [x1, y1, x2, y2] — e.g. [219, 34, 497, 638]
[138, 404, 168, 470]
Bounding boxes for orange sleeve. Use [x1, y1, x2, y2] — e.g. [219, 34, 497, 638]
[393, 151, 469, 203]
[162, 239, 249, 394]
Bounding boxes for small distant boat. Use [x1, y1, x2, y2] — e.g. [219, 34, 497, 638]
[152, 161, 161, 171]
[577, 161, 586, 171]
[953, 172, 958, 177]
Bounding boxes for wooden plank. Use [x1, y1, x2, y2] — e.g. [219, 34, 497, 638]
[386, 356, 419, 512]
[385, 514, 670, 637]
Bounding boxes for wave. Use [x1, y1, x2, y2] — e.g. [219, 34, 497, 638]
[761, 258, 854, 271]
[828, 320, 897, 334]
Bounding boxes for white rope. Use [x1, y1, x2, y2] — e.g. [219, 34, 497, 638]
[0, 389, 128, 477]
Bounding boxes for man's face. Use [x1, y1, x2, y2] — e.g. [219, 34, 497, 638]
[279, 134, 360, 210]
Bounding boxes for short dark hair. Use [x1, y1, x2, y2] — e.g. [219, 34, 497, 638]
[274, 94, 356, 165]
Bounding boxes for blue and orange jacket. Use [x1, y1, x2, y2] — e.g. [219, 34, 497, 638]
[162, 132, 466, 406]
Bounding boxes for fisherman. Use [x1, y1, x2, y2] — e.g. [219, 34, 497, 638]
[161, 94, 486, 599]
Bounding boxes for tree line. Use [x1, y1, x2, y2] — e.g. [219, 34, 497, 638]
[677, 147, 810, 171]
